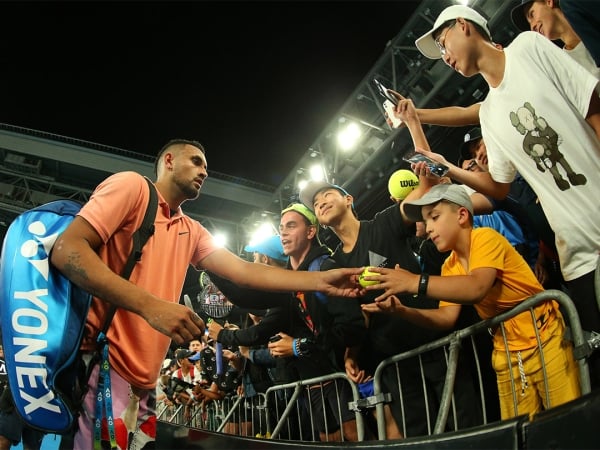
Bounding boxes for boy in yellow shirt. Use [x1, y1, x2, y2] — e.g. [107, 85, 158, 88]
[362, 183, 580, 419]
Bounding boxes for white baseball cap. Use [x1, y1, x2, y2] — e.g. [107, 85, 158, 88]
[415, 5, 491, 59]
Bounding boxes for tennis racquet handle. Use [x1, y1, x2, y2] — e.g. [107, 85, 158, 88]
[215, 342, 224, 375]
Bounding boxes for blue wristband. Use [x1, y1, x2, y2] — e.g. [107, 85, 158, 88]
[292, 338, 298, 357]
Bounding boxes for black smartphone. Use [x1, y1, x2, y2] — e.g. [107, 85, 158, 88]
[403, 151, 449, 177]
[374, 79, 398, 106]
[269, 335, 282, 343]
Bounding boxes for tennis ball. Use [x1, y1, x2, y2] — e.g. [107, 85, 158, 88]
[358, 267, 380, 288]
[388, 169, 419, 200]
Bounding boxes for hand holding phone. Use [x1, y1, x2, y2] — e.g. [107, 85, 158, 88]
[383, 100, 403, 128]
[269, 335, 282, 343]
[403, 151, 449, 177]
[374, 79, 398, 106]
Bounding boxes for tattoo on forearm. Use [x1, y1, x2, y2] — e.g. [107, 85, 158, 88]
[63, 252, 89, 284]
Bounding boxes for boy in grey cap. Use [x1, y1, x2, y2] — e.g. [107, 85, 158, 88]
[361, 183, 581, 420]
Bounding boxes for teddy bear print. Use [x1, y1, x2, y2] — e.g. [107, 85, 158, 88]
[510, 102, 586, 191]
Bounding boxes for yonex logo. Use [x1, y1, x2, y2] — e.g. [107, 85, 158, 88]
[10, 218, 61, 416]
[2, 202, 84, 431]
[19, 220, 59, 281]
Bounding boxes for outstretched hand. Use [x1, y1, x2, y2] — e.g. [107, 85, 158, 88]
[144, 300, 206, 345]
[360, 265, 420, 302]
[318, 267, 364, 298]
[361, 295, 407, 316]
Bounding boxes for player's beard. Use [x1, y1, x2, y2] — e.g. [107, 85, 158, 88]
[174, 174, 201, 200]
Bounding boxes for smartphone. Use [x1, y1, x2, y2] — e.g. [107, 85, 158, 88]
[269, 335, 282, 343]
[383, 100, 403, 128]
[374, 79, 398, 106]
[403, 151, 449, 177]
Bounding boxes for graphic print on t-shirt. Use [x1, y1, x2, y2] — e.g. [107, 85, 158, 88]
[368, 250, 387, 269]
[509, 102, 587, 191]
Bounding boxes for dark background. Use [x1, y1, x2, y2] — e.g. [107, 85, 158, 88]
[0, 0, 420, 187]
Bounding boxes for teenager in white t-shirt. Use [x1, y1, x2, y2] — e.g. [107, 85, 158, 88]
[409, 4, 600, 388]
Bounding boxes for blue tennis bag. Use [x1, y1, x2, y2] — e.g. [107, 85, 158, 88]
[0, 200, 91, 433]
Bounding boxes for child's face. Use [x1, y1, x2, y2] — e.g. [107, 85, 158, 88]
[422, 202, 461, 252]
[313, 189, 349, 226]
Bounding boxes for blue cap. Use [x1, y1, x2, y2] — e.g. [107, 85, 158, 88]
[175, 348, 200, 361]
[188, 351, 201, 362]
[244, 235, 287, 262]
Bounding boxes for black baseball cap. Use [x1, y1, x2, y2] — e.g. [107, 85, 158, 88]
[511, 0, 535, 32]
[458, 127, 483, 167]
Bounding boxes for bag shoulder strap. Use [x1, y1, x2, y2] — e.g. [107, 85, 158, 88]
[100, 177, 159, 334]
[307, 254, 329, 273]
[120, 177, 159, 280]
[308, 254, 329, 303]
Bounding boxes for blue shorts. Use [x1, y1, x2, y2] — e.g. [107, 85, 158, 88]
[0, 409, 44, 448]
[358, 379, 374, 398]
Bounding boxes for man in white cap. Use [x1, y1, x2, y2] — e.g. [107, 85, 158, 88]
[412, 3, 600, 388]
[384, 1, 599, 131]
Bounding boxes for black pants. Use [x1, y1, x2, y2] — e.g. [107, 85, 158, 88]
[566, 270, 600, 390]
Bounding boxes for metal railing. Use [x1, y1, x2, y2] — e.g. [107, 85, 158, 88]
[158, 289, 594, 443]
[371, 289, 591, 440]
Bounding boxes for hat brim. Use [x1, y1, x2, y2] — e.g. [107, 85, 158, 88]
[299, 180, 337, 210]
[243, 236, 287, 262]
[281, 203, 317, 226]
[510, 2, 533, 32]
[403, 201, 429, 223]
[458, 128, 483, 166]
[415, 30, 443, 60]
[176, 350, 194, 360]
[188, 353, 201, 362]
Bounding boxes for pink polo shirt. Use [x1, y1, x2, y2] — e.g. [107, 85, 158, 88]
[78, 171, 217, 389]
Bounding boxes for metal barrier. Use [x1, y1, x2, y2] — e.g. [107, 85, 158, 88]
[216, 393, 271, 437]
[156, 396, 232, 431]
[371, 289, 591, 440]
[263, 372, 366, 442]
[161, 290, 594, 444]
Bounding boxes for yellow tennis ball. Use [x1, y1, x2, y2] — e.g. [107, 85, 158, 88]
[388, 169, 419, 200]
[358, 267, 379, 287]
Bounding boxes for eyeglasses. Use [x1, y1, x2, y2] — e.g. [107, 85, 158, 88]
[434, 22, 456, 57]
[465, 160, 478, 172]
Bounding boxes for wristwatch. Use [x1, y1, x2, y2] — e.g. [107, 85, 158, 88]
[298, 337, 312, 356]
